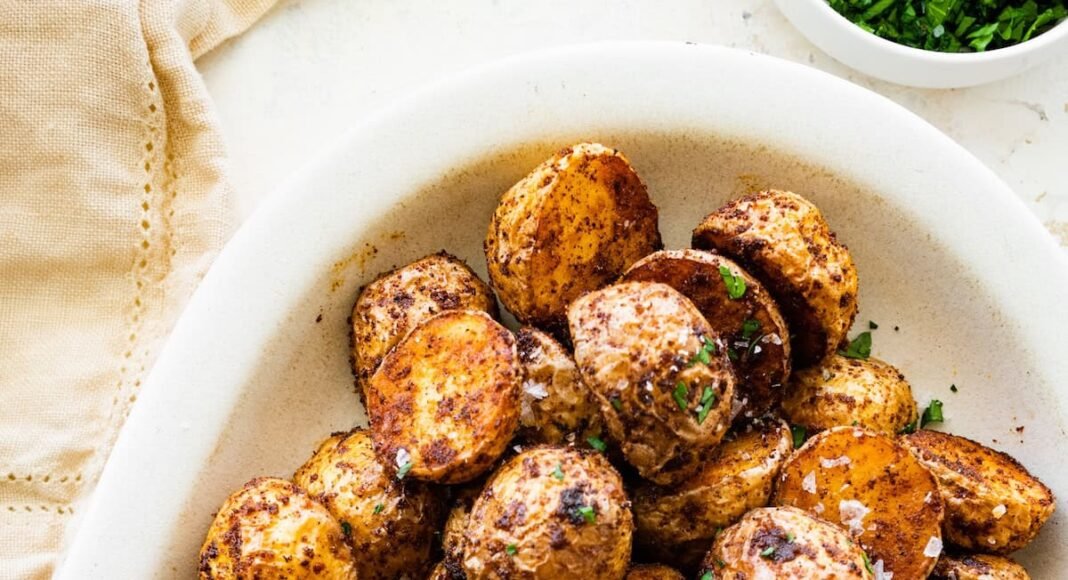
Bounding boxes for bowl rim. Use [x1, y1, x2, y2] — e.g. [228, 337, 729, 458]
[801, 0, 1068, 62]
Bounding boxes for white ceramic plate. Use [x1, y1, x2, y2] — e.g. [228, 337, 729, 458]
[59, 43, 1068, 578]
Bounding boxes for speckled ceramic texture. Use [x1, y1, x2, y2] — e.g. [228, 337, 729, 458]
[60, 44, 1068, 578]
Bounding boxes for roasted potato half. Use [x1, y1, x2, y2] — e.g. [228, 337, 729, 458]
[782, 355, 917, 436]
[624, 564, 684, 580]
[198, 477, 356, 579]
[428, 561, 467, 580]
[366, 309, 521, 484]
[441, 481, 484, 571]
[634, 417, 792, 567]
[293, 429, 443, 579]
[699, 506, 871, 579]
[352, 251, 498, 395]
[902, 429, 1055, 554]
[463, 446, 633, 579]
[930, 552, 1030, 580]
[568, 281, 735, 485]
[692, 189, 858, 367]
[774, 426, 944, 579]
[515, 327, 602, 445]
[484, 143, 662, 335]
[621, 249, 791, 418]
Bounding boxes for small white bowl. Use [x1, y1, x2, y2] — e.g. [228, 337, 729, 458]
[776, 0, 1068, 88]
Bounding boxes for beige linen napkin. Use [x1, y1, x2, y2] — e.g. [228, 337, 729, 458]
[0, 1, 275, 577]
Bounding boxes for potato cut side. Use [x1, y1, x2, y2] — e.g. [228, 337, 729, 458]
[485, 143, 661, 336]
[515, 326, 602, 445]
[902, 429, 1055, 554]
[366, 309, 520, 484]
[774, 426, 943, 580]
[622, 249, 791, 418]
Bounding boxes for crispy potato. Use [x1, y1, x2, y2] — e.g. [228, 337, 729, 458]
[930, 553, 1030, 580]
[484, 143, 662, 336]
[902, 430, 1055, 554]
[366, 310, 520, 484]
[462, 446, 633, 579]
[774, 426, 944, 579]
[568, 281, 735, 485]
[515, 327, 602, 445]
[699, 506, 870, 579]
[351, 251, 498, 396]
[692, 190, 858, 367]
[622, 249, 791, 418]
[198, 477, 356, 579]
[624, 564, 684, 580]
[441, 481, 484, 571]
[428, 561, 467, 580]
[634, 417, 792, 567]
[782, 355, 917, 436]
[293, 429, 443, 579]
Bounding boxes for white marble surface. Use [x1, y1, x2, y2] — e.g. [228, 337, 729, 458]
[199, 0, 1068, 248]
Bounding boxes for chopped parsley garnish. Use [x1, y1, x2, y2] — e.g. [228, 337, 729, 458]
[553, 463, 565, 481]
[719, 265, 748, 299]
[396, 461, 413, 480]
[577, 505, 596, 524]
[741, 319, 761, 339]
[840, 331, 872, 360]
[950, 384, 958, 393]
[700, 572, 714, 580]
[760, 546, 776, 558]
[862, 551, 874, 574]
[786, 532, 796, 543]
[689, 336, 717, 367]
[900, 419, 918, 434]
[341, 521, 352, 537]
[727, 347, 739, 362]
[587, 435, 607, 452]
[791, 424, 807, 448]
[673, 382, 689, 411]
[373, 503, 384, 515]
[610, 396, 622, 411]
[715, 558, 726, 568]
[869, 320, 879, 329]
[505, 543, 518, 556]
[696, 386, 717, 424]
[921, 399, 945, 427]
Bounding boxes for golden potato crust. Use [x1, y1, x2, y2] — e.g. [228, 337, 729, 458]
[515, 327, 602, 445]
[622, 249, 791, 418]
[700, 506, 870, 579]
[441, 480, 484, 571]
[930, 552, 1030, 580]
[624, 563, 684, 580]
[293, 430, 443, 579]
[462, 446, 633, 579]
[902, 429, 1055, 554]
[692, 189, 858, 368]
[366, 310, 521, 484]
[774, 426, 943, 580]
[198, 477, 356, 579]
[484, 143, 662, 336]
[351, 251, 498, 397]
[567, 281, 736, 485]
[782, 355, 917, 436]
[634, 417, 792, 568]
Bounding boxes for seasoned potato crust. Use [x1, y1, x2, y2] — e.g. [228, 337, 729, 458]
[624, 563, 684, 580]
[441, 481, 484, 571]
[484, 143, 661, 335]
[700, 506, 870, 579]
[352, 251, 497, 395]
[634, 417, 792, 562]
[622, 249, 791, 418]
[198, 477, 356, 579]
[902, 430, 1055, 554]
[931, 552, 1030, 580]
[783, 355, 917, 436]
[775, 426, 943, 580]
[692, 189, 858, 367]
[428, 561, 467, 580]
[293, 429, 443, 579]
[366, 310, 520, 484]
[568, 281, 735, 485]
[463, 446, 633, 579]
[515, 327, 602, 445]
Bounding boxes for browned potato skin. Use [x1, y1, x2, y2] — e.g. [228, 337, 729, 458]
[351, 251, 498, 396]
[634, 417, 792, 566]
[515, 327, 602, 445]
[428, 561, 467, 580]
[930, 553, 1030, 580]
[462, 446, 633, 579]
[366, 310, 520, 484]
[783, 355, 918, 436]
[692, 189, 858, 368]
[198, 477, 356, 579]
[624, 563, 684, 580]
[568, 281, 736, 485]
[441, 481, 484, 571]
[294, 430, 443, 580]
[700, 506, 870, 579]
[484, 143, 662, 336]
[902, 430, 1056, 554]
[622, 249, 791, 418]
[774, 426, 944, 580]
